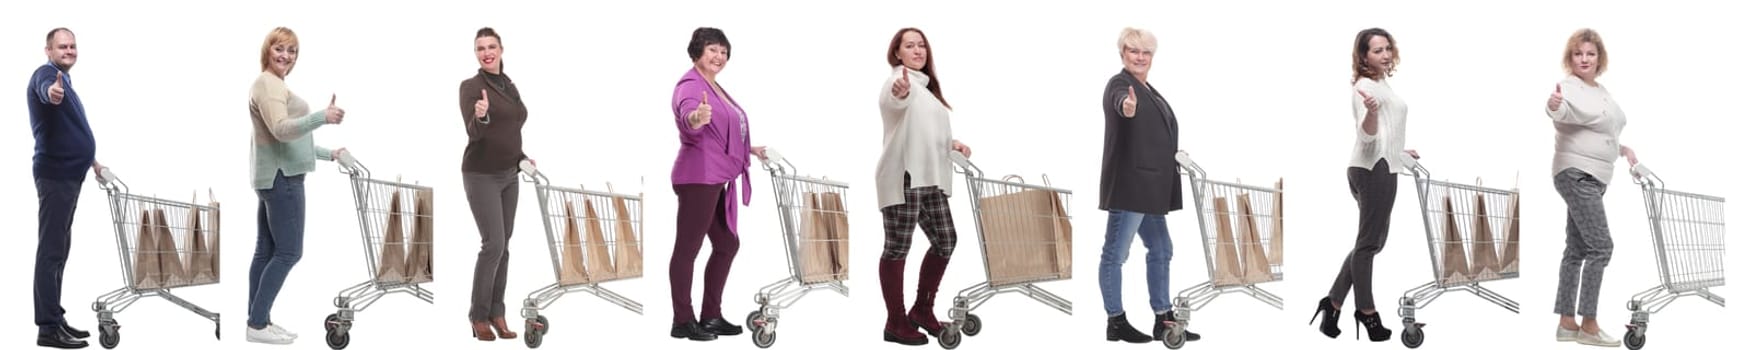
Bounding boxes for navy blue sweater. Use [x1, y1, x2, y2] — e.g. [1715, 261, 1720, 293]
[26, 63, 96, 181]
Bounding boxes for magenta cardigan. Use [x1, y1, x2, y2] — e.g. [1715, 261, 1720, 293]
[671, 67, 752, 235]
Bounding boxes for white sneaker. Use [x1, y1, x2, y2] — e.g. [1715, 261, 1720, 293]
[246, 326, 295, 345]
[1557, 326, 1579, 342]
[1576, 329, 1621, 347]
[268, 324, 298, 339]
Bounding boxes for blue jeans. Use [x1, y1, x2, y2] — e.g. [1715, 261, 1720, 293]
[1098, 209, 1174, 317]
[248, 171, 306, 328]
[35, 177, 83, 334]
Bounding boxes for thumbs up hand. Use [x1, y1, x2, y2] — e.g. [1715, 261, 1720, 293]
[1121, 85, 1138, 118]
[1358, 88, 1379, 113]
[1547, 84, 1564, 112]
[688, 90, 713, 129]
[325, 94, 346, 124]
[475, 89, 491, 120]
[48, 71, 65, 105]
[891, 67, 911, 99]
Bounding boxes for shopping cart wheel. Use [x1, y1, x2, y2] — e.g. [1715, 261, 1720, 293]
[325, 313, 342, 332]
[938, 328, 962, 349]
[524, 326, 543, 349]
[98, 321, 120, 349]
[960, 314, 982, 336]
[1400, 325, 1424, 349]
[752, 326, 777, 348]
[746, 311, 763, 330]
[326, 329, 350, 349]
[1624, 329, 1645, 350]
[1162, 324, 1185, 349]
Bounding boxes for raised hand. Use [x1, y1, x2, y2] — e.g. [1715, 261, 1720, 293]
[48, 71, 65, 105]
[326, 94, 346, 124]
[475, 89, 490, 120]
[1358, 88, 1378, 113]
[689, 90, 713, 129]
[1547, 84, 1563, 112]
[1121, 85, 1138, 118]
[891, 67, 911, 98]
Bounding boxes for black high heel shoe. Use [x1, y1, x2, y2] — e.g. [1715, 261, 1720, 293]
[1353, 310, 1392, 342]
[1308, 296, 1341, 338]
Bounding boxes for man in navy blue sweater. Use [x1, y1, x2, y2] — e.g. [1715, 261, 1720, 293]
[29, 27, 100, 350]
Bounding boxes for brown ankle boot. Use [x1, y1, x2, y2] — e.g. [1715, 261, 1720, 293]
[471, 320, 496, 341]
[491, 317, 518, 339]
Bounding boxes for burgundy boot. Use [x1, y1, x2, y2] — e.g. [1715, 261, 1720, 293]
[909, 253, 951, 337]
[881, 257, 928, 345]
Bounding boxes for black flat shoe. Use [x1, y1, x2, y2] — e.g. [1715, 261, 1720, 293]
[61, 323, 90, 339]
[701, 317, 743, 336]
[670, 322, 718, 341]
[1354, 310, 1392, 342]
[1309, 296, 1342, 338]
[38, 329, 89, 349]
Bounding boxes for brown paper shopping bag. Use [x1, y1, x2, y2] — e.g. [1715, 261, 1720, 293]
[132, 210, 162, 289]
[376, 191, 408, 283]
[1469, 193, 1501, 279]
[184, 195, 216, 284]
[1211, 197, 1244, 286]
[1438, 196, 1471, 284]
[208, 193, 221, 282]
[406, 188, 435, 283]
[798, 193, 836, 283]
[1499, 193, 1520, 274]
[820, 192, 852, 280]
[1269, 180, 1284, 266]
[582, 200, 617, 281]
[611, 196, 643, 278]
[1237, 194, 1274, 283]
[976, 188, 1064, 286]
[1048, 191, 1072, 279]
[559, 201, 590, 285]
[153, 209, 190, 288]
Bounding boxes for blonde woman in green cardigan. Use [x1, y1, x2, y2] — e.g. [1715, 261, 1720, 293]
[245, 26, 349, 346]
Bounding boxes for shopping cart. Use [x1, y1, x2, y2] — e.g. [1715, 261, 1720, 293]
[936, 152, 1073, 349]
[323, 151, 436, 350]
[745, 149, 851, 348]
[1395, 152, 1521, 349]
[516, 160, 643, 349]
[1621, 163, 1726, 350]
[89, 166, 222, 349]
[1163, 152, 1285, 349]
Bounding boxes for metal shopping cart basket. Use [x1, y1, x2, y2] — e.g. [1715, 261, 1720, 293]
[936, 152, 1073, 349]
[516, 160, 643, 349]
[323, 151, 437, 350]
[1163, 152, 1285, 349]
[745, 149, 851, 348]
[1395, 152, 1521, 349]
[89, 166, 222, 349]
[1620, 163, 1726, 350]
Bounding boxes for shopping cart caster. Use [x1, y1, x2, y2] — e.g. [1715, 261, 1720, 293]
[938, 327, 962, 349]
[960, 314, 982, 336]
[325, 313, 341, 332]
[326, 328, 351, 349]
[1624, 324, 1646, 350]
[98, 320, 120, 349]
[1162, 323, 1186, 349]
[746, 311, 777, 348]
[1400, 324, 1424, 349]
[524, 315, 547, 349]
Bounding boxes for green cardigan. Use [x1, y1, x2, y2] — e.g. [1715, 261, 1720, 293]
[249, 70, 333, 190]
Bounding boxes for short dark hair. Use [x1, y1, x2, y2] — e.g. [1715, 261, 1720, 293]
[687, 27, 730, 61]
[45, 27, 73, 47]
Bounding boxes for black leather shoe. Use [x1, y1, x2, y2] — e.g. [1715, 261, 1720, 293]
[701, 318, 743, 336]
[1105, 313, 1151, 343]
[38, 329, 89, 349]
[61, 323, 90, 339]
[1156, 313, 1202, 342]
[670, 322, 717, 341]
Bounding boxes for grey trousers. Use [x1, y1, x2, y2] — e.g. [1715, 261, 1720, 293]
[465, 170, 520, 321]
[1328, 159, 1396, 310]
[1553, 167, 1613, 317]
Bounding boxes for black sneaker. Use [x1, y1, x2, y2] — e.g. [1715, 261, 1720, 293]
[701, 318, 743, 336]
[670, 322, 717, 341]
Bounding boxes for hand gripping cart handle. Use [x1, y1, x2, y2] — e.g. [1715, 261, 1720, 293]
[1620, 161, 1726, 350]
[1394, 151, 1522, 349]
[934, 151, 1073, 349]
[744, 148, 853, 348]
[1161, 151, 1286, 349]
[517, 159, 645, 349]
[89, 165, 223, 348]
[323, 151, 438, 350]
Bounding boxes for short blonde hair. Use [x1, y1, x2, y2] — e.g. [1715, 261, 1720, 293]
[1118, 27, 1157, 53]
[258, 27, 299, 74]
[1562, 28, 1608, 77]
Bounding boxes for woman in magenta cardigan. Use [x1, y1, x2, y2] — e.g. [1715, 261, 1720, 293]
[669, 26, 767, 342]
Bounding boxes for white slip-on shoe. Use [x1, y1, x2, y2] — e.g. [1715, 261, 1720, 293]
[246, 326, 294, 345]
[268, 324, 298, 339]
[1577, 329, 1621, 347]
[1557, 326, 1579, 342]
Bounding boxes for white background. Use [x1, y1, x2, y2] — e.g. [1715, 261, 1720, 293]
[2, 0, 1739, 349]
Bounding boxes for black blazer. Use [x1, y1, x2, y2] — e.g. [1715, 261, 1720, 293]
[1099, 70, 1182, 215]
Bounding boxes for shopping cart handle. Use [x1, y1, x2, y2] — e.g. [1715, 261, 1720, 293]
[95, 166, 117, 185]
[519, 159, 539, 177]
[947, 149, 980, 176]
[1174, 150, 1206, 178]
[1631, 162, 1653, 179]
[335, 149, 367, 176]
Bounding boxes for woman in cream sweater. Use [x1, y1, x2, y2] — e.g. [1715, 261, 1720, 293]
[1545, 28, 1634, 348]
[876, 27, 972, 347]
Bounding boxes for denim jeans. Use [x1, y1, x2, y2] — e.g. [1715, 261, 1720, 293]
[35, 177, 83, 334]
[248, 171, 306, 328]
[1098, 209, 1174, 317]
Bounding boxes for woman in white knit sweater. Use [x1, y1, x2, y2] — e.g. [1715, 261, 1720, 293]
[1545, 28, 1635, 348]
[875, 27, 972, 347]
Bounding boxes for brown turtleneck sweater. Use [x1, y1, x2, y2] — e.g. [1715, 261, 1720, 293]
[457, 69, 528, 173]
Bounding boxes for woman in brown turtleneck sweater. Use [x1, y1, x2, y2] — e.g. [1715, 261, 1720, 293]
[457, 27, 530, 342]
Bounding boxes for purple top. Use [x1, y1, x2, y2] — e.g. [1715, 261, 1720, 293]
[671, 67, 752, 235]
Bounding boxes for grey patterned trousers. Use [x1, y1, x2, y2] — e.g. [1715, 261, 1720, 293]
[1552, 167, 1614, 317]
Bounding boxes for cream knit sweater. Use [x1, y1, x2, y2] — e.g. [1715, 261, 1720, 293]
[876, 66, 955, 208]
